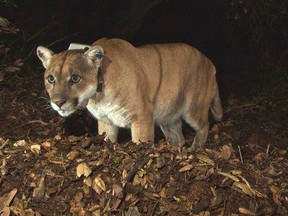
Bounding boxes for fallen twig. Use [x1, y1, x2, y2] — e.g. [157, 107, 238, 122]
[47, 33, 78, 48]
[266, 143, 270, 154]
[115, 157, 151, 211]
[0, 139, 10, 150]
[25, 20, 56, 43]
[1, 119, 49, 136]
[225, 103, 258, 113]
[238, 145, 244, 164]
[125, 157, 150, 183]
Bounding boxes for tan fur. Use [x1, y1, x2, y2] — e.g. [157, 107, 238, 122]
[37, 38, 223, 149]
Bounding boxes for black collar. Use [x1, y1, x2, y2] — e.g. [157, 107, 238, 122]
[96, 67, 104, 92]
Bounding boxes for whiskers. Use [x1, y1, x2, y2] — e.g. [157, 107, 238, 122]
[38, 96, 53, 112]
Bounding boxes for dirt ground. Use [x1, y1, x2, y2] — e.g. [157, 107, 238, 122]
[0, 60, 287, 216]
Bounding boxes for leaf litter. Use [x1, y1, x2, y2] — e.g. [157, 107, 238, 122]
[0, 122, 287, 215]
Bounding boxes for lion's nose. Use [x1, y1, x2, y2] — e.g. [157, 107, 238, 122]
[54, 100, 67, 108]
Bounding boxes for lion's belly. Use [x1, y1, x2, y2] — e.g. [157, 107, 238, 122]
[153, 100, 184, 125]
[87, 99, 132, 128]
[87, 95, 185, 128]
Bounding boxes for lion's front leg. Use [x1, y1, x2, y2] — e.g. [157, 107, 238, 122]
[131, 119, 154, 143]
[98, 120, 118, 143]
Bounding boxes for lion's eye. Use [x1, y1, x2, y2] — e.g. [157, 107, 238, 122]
[71, 74, 81, 83]
[47, 75, 55, 84]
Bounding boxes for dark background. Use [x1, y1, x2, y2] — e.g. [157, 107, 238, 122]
[1, 0, 287, 98]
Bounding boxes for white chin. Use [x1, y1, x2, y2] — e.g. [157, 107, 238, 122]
[78, 98, 89, 108]
[50, 102, 76, 117]
[58, 110, 75, 117]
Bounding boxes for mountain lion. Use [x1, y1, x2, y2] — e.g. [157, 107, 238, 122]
[37, 38, 223, 149]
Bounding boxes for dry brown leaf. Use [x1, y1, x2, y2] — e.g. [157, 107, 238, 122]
[24, 208, 35, 216]
[112, 184, 123, 198]
[1, 158, 8, 176]
[132, 173, 142, 186]
[137, 169, 147, 177]
[41, 141, 51, 150]
[0, 188, 18, 216]
[233, 182, 255, 197]
[195, 167, 214, 180]
[237, 175, 261, 197]
[88, 204, 101, 212]
[238, 175, 267, 197]
[9, 197, 27, 216]
[196, 154, 215, 166]
[237, 174, 266, 198]
[122, 169, 128, 180]
[239, 207, 255, 215]
[179, 164, 193, 172]
[70, 192, 86, 216]
[159, 187, 167, 198]
[30, 144, 41, 155]
[82, 184, 90, 196]
[76, 163, 92, 178]
[92, 176, 106, 195]
[197, 211, 210, 216]
[48, 159, 66, 165]
[70, 206, 86, 216]
[231, 170, 242, 175]
[67, 150, 80, 160]
[151, 193, 161, 198]
[13, 140, 28, 147]
[253, 152, 268, 164]
[173, 196, 181, 202]
[270, 185, 282, 195]
[254, 189, 267, 198]
[218, 171, 240, 182]
[94, 176, 106, 192]
[54, 134, 62, 141]
[217, 145, 232, 161]
[44, 149, 57, 159]
[33, 176, 45, 200]
[91, 209, 101, 216]
[88, 159, 104, 167]
[83, 177, 92, 187]
[125, 193, 136, 202]
[92, 182, 102, 195]
[210, 187, 217, 206]
[264, 165, 283, 176]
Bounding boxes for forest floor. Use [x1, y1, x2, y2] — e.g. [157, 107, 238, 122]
[0, 63, 288, 216]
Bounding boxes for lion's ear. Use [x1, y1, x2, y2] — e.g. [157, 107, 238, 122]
[84, 45, 104, 67]
[37, 46, 54, 68]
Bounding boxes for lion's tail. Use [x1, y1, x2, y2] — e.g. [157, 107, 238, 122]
[210, 81, 223, 122]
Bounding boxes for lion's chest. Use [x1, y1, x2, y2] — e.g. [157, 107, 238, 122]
[86, 99, 132, 128]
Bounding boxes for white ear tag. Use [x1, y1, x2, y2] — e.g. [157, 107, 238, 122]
[68, 43, 91, 50]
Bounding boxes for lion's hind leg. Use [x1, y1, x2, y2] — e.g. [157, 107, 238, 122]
[183, 111, 209, 150]
[160, 119, 185, 146]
